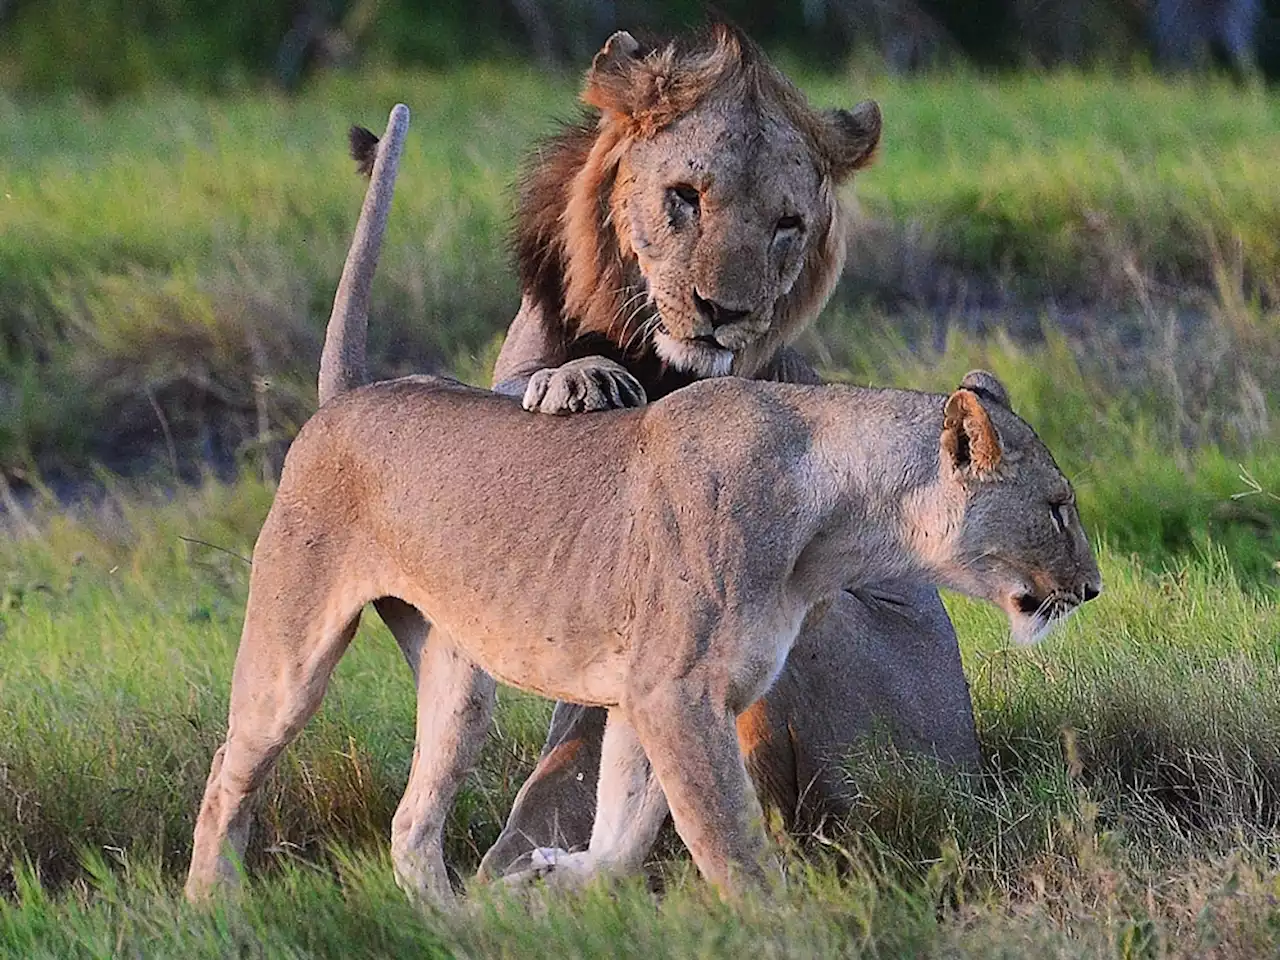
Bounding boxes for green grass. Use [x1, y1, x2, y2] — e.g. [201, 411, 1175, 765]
[1, 68, 1278, 477]
[1, 460, 1278, 954]
[1, 327, 1279, 953]
[2, 66, 1280, 955]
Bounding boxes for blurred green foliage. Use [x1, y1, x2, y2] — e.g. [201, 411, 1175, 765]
[0, 0, 296, 96]
[1, 68, 1276, 512]
[2, 0, 1279, 97]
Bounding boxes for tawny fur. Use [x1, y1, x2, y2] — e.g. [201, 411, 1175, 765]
[184, 108, 1101, 900]
[318, 104, 408, 406]
[183, 73, 1100, 908]
[184, 363, 1101, 903]
[492, 24, 880, 404]
[480, 26, 966, 880]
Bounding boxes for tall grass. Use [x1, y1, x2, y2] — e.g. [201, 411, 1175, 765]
[0, 450, 1278, 954]
[2, 69, 1278, 481]
[2, 68, 1279, 955]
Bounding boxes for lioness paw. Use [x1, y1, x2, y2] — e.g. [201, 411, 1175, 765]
[522, 357, 647, 415]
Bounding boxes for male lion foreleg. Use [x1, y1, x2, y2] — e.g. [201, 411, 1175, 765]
[494, 710, 668, 890]
[790, 586, 978, 817]
[739, 587, 978, 834]
[185, 567, 363, 902]
[476, 702, 605, 880]
[390, 630, 496, 904]
[630, 683, 774, 899]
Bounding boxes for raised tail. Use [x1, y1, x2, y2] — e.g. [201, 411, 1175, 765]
[317, 103, 409, 407]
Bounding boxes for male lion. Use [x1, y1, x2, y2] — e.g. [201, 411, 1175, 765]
[186, 102, 1101, 904]
[471, 24, 981, 876]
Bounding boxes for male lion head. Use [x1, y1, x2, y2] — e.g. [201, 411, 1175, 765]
[519, 25, 881, 380]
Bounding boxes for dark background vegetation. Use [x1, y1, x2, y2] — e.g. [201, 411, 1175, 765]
[2, 0, 1280, 97]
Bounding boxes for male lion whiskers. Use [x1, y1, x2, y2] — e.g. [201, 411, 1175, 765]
[185, 105, 1100, 905]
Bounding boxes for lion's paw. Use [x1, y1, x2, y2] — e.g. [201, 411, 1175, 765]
[522, 357, 647, 415]
[500, 848, 596, 890]
[529, 846, 570, 872]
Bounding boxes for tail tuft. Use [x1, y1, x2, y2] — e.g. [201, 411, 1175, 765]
[349, 125, 379, 178]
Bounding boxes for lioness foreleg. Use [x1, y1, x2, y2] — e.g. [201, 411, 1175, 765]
[629, 683, 774, 899]
[390, 627, 495, 903]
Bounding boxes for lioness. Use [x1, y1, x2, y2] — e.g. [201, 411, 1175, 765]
[186, 103, 1101, 904]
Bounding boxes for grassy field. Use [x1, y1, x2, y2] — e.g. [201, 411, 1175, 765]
[2, 65, 1280, 956]
[1, 67, 1278, 478]
[1, 409, 1279, 955]
[2, 334, 1278, 955]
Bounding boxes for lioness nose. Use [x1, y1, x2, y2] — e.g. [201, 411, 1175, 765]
[693, 290, 750, 329]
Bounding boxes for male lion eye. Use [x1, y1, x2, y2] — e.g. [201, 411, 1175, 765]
[668, 184, 701, 211]
[776, 214, 804, 233]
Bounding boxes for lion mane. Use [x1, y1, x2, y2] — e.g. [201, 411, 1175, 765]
[511, 24, 879, 389]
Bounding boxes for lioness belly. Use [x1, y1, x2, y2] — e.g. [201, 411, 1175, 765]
[397, 585, 629, 706]
[461, 632, 628, 706]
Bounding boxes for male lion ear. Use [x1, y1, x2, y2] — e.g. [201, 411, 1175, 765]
[823, 100, 882, 180]
[941, 389, 1003, 475]
[583, 30, 647, 116]
[959, 370, 1011, 410]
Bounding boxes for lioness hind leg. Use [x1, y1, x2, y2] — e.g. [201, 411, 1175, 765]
[185, 569, 364, 902]
[390, 629, 495, 904]
[629, 685, 774, 899]
[495, 709, 668, 890]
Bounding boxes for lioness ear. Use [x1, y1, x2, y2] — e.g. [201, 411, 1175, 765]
[942, 389, 1003, 475]
[583, 30, 647, 116]
[959, 370, 1011, 410]
[823, 100, 882, 180]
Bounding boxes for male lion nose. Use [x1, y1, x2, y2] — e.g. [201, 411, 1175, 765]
[693, 290, 750, 329]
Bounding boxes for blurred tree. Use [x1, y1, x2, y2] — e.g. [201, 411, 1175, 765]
[0, 0, 1276, 95]
[1151, 0, 1263, 78]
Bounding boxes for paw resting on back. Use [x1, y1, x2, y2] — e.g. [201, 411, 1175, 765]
[523, 356, 648, 415]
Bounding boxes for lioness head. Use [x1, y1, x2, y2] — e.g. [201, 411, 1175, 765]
[552, 25, 880, 378]
[928, 371, 1102, 645]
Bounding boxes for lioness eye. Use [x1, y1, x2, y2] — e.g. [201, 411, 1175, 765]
[776, 214, 804, 233]
[668, 184, 700, 211]
[1049, 502, 1069, 533]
